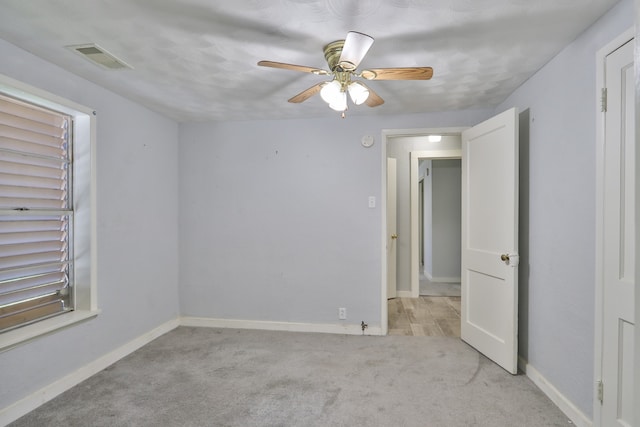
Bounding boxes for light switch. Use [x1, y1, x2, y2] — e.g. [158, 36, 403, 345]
[368, 196, 376, 208]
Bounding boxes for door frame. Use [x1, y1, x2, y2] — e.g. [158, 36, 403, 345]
[381, 127, 466, 334]
[593, 26, 634, 425]
[410, 150, 462, 297]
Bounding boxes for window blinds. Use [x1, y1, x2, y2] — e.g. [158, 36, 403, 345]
[0, 94, 72, 332]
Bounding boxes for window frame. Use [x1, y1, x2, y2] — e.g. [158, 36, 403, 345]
[0, 74, 98, 352]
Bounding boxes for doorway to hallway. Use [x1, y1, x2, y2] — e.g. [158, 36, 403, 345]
[388, 296, 460, 336]
[418, 158, 462, 298]
[385, 132, 463, 337]
[383, 108, 520, 374]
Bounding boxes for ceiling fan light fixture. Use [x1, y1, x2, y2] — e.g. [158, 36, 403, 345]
[328, 91, 348, 112]
[320, 80, 342, 104]
[338, 32, 374, 71]
[258, 31, 432, 116]
[348, 81, 370, 105]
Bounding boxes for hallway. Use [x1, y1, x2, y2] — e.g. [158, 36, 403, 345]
[388, 296, 461, 337]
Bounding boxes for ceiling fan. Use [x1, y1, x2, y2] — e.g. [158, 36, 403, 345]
[258, 31, 433, 117]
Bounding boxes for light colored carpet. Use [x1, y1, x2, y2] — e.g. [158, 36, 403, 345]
[10, 327, 571, 427]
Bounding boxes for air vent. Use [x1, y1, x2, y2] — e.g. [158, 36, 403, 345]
[67, 43, 132, 70]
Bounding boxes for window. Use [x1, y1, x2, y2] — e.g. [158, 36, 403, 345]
[0, 75, 97, 350]
[0, 94, 73, 331]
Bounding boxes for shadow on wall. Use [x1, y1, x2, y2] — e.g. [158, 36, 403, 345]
[518, 108, 531, 362]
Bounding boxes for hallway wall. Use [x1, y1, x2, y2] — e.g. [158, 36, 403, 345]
[430, 159, 462, 281]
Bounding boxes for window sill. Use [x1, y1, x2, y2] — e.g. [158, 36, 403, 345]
[0, 309, 100, 353]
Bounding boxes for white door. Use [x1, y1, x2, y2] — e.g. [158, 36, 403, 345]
[461, 108, 519, 374]
[600, 38, 634, 427]
[387, 158, 398, 299]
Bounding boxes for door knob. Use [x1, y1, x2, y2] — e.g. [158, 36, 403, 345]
[391, 234, 398, 239]
[500, 254, 510, 262]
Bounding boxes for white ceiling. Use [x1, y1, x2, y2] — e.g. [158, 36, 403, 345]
[0, 0, 620, 122]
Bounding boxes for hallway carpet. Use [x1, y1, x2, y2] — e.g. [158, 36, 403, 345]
[10, 327, 571, 427]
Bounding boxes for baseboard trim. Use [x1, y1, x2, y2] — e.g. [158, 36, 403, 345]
[396, 290, 414, 298]
[0, 318, 179, 426]
[180, 316, 383, 336]
[428, 277, 461, 283]
[518, 357, 592, 427]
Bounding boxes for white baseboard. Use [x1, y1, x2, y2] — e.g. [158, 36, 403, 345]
[0, 318, 179, 426]
[2, 316, 382, 424]
[518, 357, 592, 427]
[180, 316, 383, 336]
[429, 276, 461, 283]
[396, 290, 414, 298]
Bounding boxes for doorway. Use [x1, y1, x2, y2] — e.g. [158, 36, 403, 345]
[383, 131, 463, 336]
[418, 158, 462, 298]
[382, 109, 520, 375]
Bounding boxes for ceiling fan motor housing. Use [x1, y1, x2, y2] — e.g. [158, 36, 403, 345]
[323, 40, 346, 71]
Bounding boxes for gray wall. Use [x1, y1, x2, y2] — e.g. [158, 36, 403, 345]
[0, 40, 180, 411]
[431, 159, 462, 281]
[179, 114, 489, 320]
[495, 0, 633, 417]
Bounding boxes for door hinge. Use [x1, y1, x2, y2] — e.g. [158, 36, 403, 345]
[597, 380, 604, 404]
[601, 88, 607, 112]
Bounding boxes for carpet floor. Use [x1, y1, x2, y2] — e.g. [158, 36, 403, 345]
[10, 327, 571, 427]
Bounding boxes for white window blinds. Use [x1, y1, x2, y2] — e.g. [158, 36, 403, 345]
[0, 93, 73, 332]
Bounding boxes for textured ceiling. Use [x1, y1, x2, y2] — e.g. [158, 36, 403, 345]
[0, 0, 620, 122]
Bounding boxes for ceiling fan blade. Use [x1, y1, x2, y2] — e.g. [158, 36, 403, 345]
[258, 60, 328, 75]
[338, 31, 374, 71]
[364, 85, 384, 107]
[288, 83, 325, 103]
[361, 67, 433, 80]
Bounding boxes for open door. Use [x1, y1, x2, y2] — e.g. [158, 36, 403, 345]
[386, 158, 398, 299]
[461, 108, 519, 374]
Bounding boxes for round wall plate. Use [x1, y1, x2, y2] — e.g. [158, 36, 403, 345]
[361, 135, 374, 147]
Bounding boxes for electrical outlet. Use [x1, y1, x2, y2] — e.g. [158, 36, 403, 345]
[338, 307, 347, 320]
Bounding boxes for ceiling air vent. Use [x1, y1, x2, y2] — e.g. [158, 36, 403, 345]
[67, 43, 132, 70]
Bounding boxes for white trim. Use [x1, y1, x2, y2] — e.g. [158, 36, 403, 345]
[0, 309, 100, 353]
[0, 72, 98, 348]
[0, 319, 179, 426]
[427, 277, 461, 283]
[593, 27, 634, 427]
[380, 130, 389, 335]
[0, 73, 95, 116]
[424, 271, 461, 283]
[395, 290, 414, 298]
[519, 357, 592, 427]
[180, 316, 384, 336]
